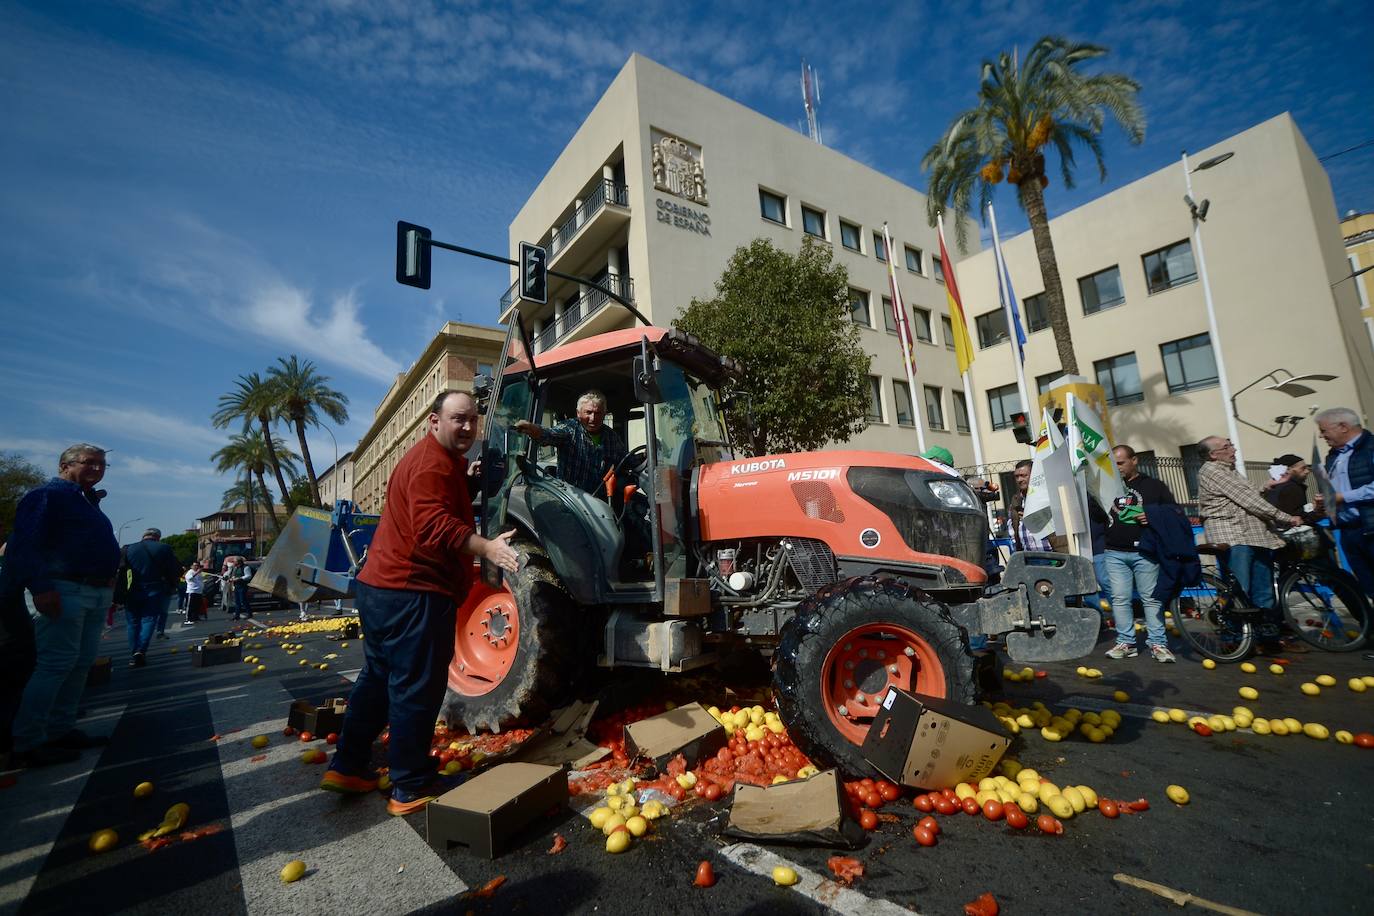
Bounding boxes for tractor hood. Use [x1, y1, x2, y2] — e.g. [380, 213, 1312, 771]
[696, 451, 989, 585]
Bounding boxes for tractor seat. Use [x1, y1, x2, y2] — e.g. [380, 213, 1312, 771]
[1195, 542, 1231, 556]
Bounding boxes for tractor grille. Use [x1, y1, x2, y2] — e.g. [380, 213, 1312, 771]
[790, 481, 845, 523]
[846, 467, 987, 566]
[786, 538, 837, 590]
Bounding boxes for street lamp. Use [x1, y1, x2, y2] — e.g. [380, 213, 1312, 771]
[117, 517, 144, 544]
[1182, 149, 1244, 469]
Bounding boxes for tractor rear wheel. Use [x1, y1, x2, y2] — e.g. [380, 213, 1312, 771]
[773, 576, 976, 777]
[441, 542, 582, 733]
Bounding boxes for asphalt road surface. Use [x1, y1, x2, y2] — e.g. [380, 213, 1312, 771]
[3, 603, 1373, 916]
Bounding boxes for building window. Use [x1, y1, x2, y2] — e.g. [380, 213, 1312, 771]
[477, 362, 494, 378]
[974, 308, 1009, 349]
[840, 220, 862, 251]
[1079, 265, 1125, 314]
[905, 246, 923, 274]
[1036, 370, 1064, 394]
[987, 383, 1023, 430]
[759, 188, 787, 225]
[912, 307, 933, 343]
[941, 315, 955, 349]
[1023, 293, 1049, 332]
[933, 256, 946, 284]
[1143, 240, 1197, 294]
[867, 375, 884, 422]
[882, 296, 898, 334]
[893, 380, 914, 426]
[1095, 352, 1145, 406]
[952, 390, 970, 433]
[925, 386, 945, 430]
[1161, 333, 1219, 393]
[873, 232, 888, 262]
[849, 287, 871, 327]
[802, 205, 827, 239]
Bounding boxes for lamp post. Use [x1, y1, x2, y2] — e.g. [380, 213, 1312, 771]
[1182, 149, 1245, 470]
[117, 517, 144, 545]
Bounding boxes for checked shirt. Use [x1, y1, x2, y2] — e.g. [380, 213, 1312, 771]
[537, 418, 627, 496]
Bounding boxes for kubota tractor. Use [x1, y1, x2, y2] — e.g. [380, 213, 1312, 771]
[442, 320, 1099, 775]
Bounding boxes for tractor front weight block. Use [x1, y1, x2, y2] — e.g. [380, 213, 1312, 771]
[951, 552, 1101, 663]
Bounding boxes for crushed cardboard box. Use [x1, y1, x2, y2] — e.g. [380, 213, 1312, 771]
[427, 762, 568, 859]
[623, 702, 727, 770]
[287, 698, 348, 734]
[860, 687, 1011, 790]
[515, 700, 608, 769]
[724, 769, 863, 848]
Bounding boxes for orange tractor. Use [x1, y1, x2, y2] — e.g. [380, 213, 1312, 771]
[446, 321, 1099, 775]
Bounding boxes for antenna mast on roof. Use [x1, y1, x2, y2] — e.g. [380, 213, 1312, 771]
[801, 59, 823, 145]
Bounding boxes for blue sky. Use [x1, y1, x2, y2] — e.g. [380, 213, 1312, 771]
[2, 0, 1371, 539]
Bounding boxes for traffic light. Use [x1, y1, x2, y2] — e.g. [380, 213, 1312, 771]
[395, 221, 432, 289]
[519, 242, 547, 304]
[1011, 411, 1032, 444]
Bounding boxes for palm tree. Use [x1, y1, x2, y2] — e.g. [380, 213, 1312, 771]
[212, 431, 299, 535]
[267, 355, 349, 507]
[212, 372, 295, 511]
[921, 36, 1145, 376]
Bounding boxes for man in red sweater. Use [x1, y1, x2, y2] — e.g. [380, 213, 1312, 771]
[321, 390, 519, 815]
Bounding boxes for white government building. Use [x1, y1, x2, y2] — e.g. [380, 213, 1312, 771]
[501, 53, 1370, 471]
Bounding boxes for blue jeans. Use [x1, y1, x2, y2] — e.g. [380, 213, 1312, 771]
[233, 583, 249, 617]
[12, 580, 112, 752]
[1104, 550, 1166, 648]
[1225, 545, 1275, 609]
[331, 580, 456, 793]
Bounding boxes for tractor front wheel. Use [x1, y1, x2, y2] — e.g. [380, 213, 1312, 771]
[773, 577, 976, 777]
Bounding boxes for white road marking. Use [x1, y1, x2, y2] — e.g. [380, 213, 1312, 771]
[211, 715, 465, 915]
[719, 842, 922, 915]
[1057, 694, 1215, 721]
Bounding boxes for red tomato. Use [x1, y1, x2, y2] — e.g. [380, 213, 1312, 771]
[961, 796, 982, 816]
[716, 748, 734, 765]
[693, 860, 716, 888]
[914, 795, 935, 813]
[299, 731, 313, 742]
[963, 891, 1000, 916]
[439, 749, 456, 764]
[1036, 814, 1064, 835]
[1004, 803, 1028, 830]
[1098, 799, 1120, 818]
[982, 799, 1004, 822]
[918, 815, 940, 835]
[859, 809, 879, 831]
[1193, 723, 1213, 737]
[860, 778, 875, 790]
[941, 787, 959, 801]
[704, 782, 721, 802]
[913, 825, 938, 847]
[934, 796, 958, 816]
[877, 781, 900, 802]
[863, 791, 883, 809]
[1354, 733, 1374, 749]
[1034, 670, 1048, 679]
[282, 726, 297, 737]
[1127, 798, 1150, 811]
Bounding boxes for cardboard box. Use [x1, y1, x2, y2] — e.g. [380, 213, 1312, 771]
[426, 762, 568, 858]
[623, 702, 727, 770]
[724, 769, 863, 848]
[190, 643, 242, 667]
[860, 687, 1011, 790]
[287, 698, 348, 735]
[86, 656, 111, 687]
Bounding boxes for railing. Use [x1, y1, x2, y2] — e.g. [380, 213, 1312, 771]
[533, 274, 636, 352]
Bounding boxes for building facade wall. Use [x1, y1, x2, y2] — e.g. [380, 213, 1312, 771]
[317, 451, 354, 507]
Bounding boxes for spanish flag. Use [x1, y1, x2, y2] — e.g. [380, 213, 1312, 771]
[936, 214, 975, 375]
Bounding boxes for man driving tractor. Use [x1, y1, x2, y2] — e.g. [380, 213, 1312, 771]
[514, 389, 627, 498]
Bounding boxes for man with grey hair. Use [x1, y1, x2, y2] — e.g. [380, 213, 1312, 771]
[1314, 407, 1374, 597]
[513, 389, 628, 497]
[6, 444, 121, 767]
[114, 528, 181, 667]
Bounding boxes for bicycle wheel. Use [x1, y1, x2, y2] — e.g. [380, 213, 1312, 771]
[1170, 571, 1254, 662]
[1278, 565, 1370, 652]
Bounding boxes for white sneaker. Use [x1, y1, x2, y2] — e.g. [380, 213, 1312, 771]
[1150, 645, 1177, 663]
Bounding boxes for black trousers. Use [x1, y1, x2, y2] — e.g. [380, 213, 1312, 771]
[0, 586, 38, 755]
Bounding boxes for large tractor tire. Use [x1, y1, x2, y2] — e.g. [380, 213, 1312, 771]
[773, 576, 976, 778]
[441, 543, 582, 734]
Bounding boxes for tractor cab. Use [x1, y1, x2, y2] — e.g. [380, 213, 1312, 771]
[479, 320, 739, 606]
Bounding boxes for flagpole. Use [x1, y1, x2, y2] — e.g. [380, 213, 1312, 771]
[883, 223, 927, 453]
[937, 212, 987, 474]
[989, 204, 1033, 455]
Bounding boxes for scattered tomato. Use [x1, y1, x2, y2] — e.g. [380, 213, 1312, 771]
[858, 809, 879, 831]
[1004, 803, 1028, 830]
[913, 825, 937, 846]
[703, 783, 723, 802]
[694, 860, 716, 887]
[877, 781, 900, 802]
[961, 796, 981, 816]
[325, 733, 338, 745]
[934, 796, 958, 816]
[1355, 733, 1374, 749]
[1127, 798, 1151, 812]
[1192, 723, 1212, 737]
[963, 891, 1000, 916]
[1036, 814, 1064, 835]
[863, 790, 882, 809]
[1099, 799, 1120, 818]
[299, 731, 314, 742]
[914, 795, 935, 813]
[941, 787, 959, 801]
[282, 726, 296, 737]
[917, 815, 940, 835]
[827, 855, 865, 886]
[982, 799, 1004, 822]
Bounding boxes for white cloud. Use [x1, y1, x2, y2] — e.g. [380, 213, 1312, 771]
[242, 284, 402, 383]
[45, 402, 225, 453]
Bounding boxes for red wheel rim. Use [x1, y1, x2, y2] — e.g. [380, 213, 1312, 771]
[820, 623, 946, 745]
[448, 584, 521, 697]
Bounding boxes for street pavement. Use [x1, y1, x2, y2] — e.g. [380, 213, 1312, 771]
[3, 603, 1373, 916]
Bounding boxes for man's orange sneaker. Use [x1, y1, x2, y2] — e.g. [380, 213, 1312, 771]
[386, 790, 437, 816]
[320, 768, 379, 795]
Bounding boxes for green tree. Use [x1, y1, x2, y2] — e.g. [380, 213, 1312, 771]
[922, 36, 1145, 376]
[212, 431, 299, 535]
[674, 237, 871, 456]
[267, 356, 349, 507]
[212, 372, 296, 512]
[162, 532, 198, 567]
[287, 475, 314, 509]
[0, 451, 46, 541]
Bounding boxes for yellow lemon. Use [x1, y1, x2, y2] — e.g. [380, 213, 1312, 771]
[601, 814, 626, 837]
[280, 860, 307, 883]
[1076, 785, 1099, 808]
[625, 815, 649, 837]
[1268, 664, 1284, 675]
[1076, 666, 1088, 676]
[1233, 706, 1253, 718]
[1349, 678, 1367, 693]
[133, 781, 154, 799]
[88, 829, 118, 853]
[1283, 717, 1302, 733]
[1016, 792, 1039, 813]
[1270, 720, 1290, 736]
[1362, 675, 1374, 687]
[1165, 785, 1190, 804]
[251, 735, 269, 749]
[1302, 723, 1329, 740]
[1240, 662, 1256, 673]
[1168, 708, 1188, 723]
[1252, 718, 1271, 735]
[605, 829, 632, 853]
[1315, 674, 1337, 687]
[1040, 726, 1063, 742]
[1239, 686, 1259, 700]
[1151, 710, 1170, 724]
[1061, 786, 1087, 813]
[589, 807, 613, 829]
[1113, 690, 1130, 703]
[1335, 729, 1354, 744]
[1202, 659, 1216, 669]
[772, 865, 799, 886]
[1046, 795, 1075, 819]
[1300, 683, 1320, 696]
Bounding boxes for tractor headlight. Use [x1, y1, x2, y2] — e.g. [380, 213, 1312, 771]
[926, 479, 979, 511]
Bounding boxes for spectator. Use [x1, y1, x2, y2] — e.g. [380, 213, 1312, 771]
[114, 528, 181, 667]
[230, 556, 251, 620]
[513, 390, 628, 497]
[1314, 408, 1374, 598]
[1, 554, 37, 772]
[322, 390, 518, 815]
[1102, 445, 1180, 663]
[1262, 453, 1312, 519]
[6, 444, 120, 768]
[183, 562, 206, 626]
[218, 560, 235, 617]
[1008, 459, 1035, 550]
[1196, 436, 1304, 653]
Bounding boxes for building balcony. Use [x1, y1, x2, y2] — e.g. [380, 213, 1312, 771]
[532, 274, 636, 353]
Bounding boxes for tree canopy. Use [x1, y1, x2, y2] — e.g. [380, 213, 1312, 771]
[162, 532, 198, 567]
[0, 451, 46, 541]
[674, 237, 871, 456]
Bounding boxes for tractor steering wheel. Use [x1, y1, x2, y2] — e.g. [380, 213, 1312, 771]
[610, 445, 649, 515]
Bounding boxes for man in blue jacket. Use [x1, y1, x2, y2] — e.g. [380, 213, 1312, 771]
[114, 528, 181, 667]
[1316, 408, 1374, 597]
[7, 444, 121, 768]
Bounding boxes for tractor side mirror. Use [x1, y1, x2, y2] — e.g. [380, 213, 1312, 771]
[633, 355, 663, 404]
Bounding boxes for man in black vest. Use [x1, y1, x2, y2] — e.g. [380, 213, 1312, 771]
[114, 528, 181, 667]
[1316, 407, 1374, 599]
